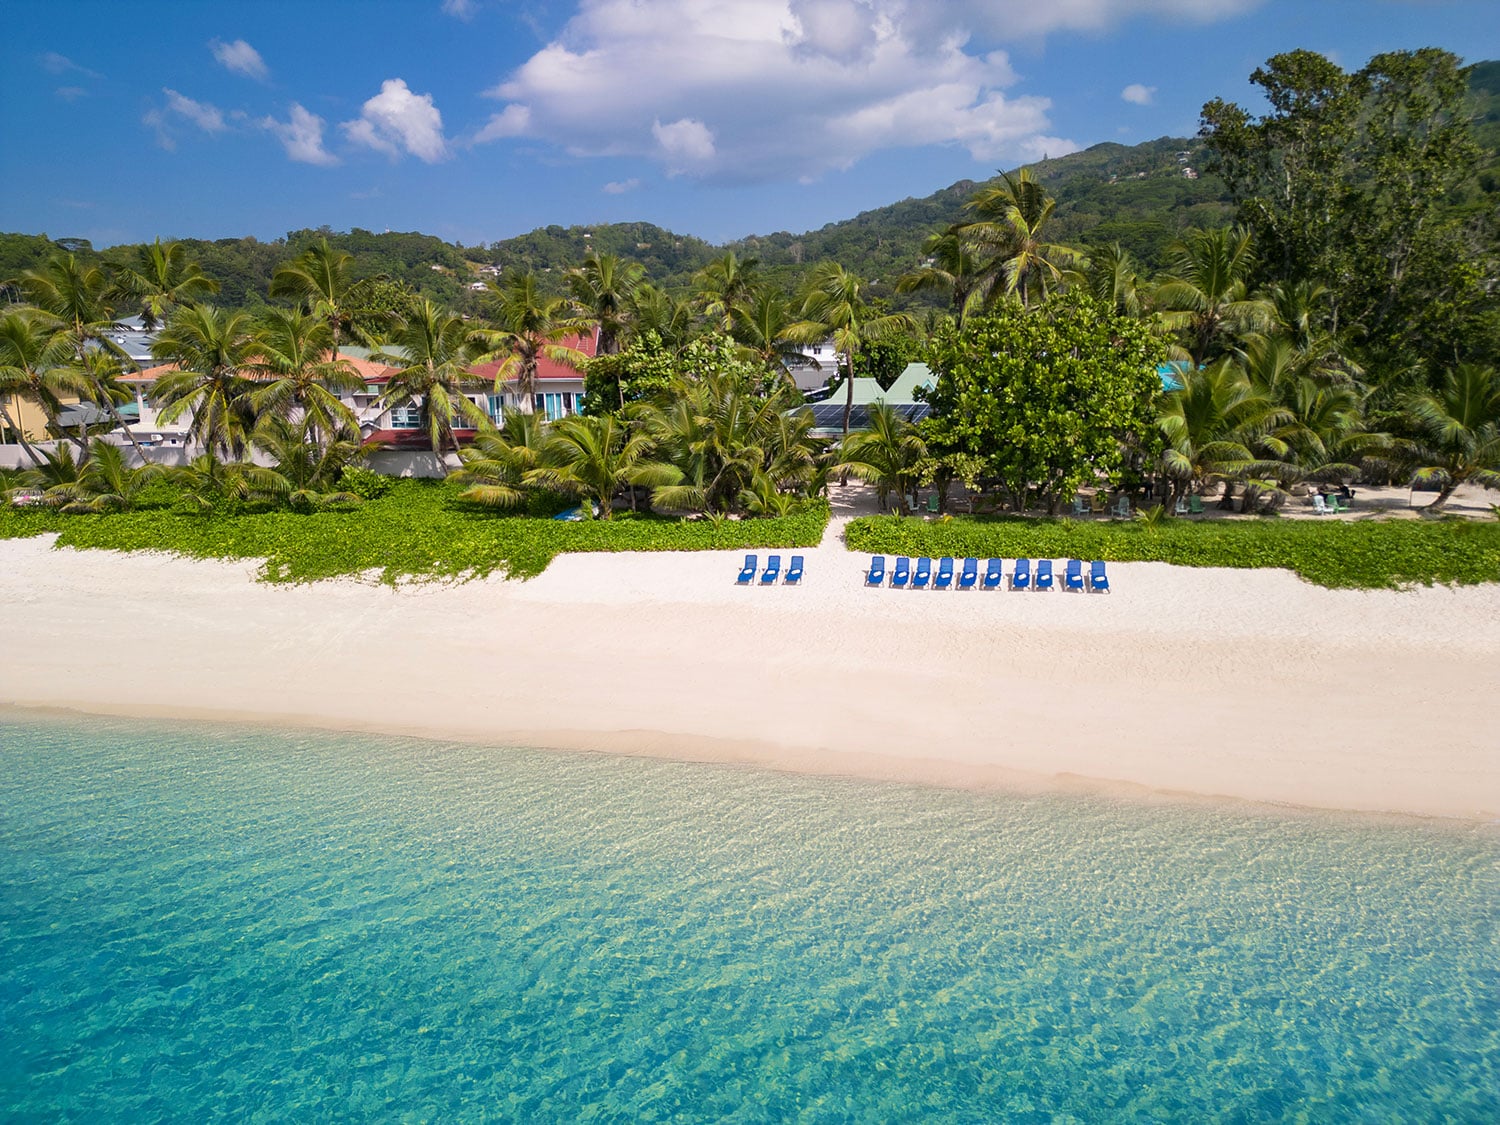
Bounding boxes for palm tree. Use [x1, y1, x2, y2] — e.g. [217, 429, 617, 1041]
[1157, 358, 1289, 513]
[45, 438, 163, 513]
[960, 169, 1080, 309]
[15, 252, 147, 457]
[0, 309, 90, 464]
[1154, 228, 1274, 365]
[450, 410, 551, 509]
[151, 305, 258, 458]
[567, 251, 644, 355]
[249, 307, 362, 448]
[270, 237, 355, 361]
[1399, 363, 1500, 509]
[112, 238, 219, 330]
[830, 402, 928, 513]
[629, 284, 698, 352]
[250, 416, 365, 511]
[166, 450, 287, 511]
[789, 262, 915, 440]
[730, 286, 817, 382]
[693, 252, 759, 333]
[895, 227, 987, 324]
[1064, 243, 1146, 319]
[482, 272, 587, 414]
[376, 299, 492, 466]
[528, 413, 680, 519]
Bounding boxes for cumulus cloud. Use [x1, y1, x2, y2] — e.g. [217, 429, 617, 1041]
[144, 88, 228, 149]
[210, 38, 269, 80]
[476, 0, 1088, 182]
[260, 103, 338, 165]
[1121, 83, 1156, 105]
[341, 78, 448, 162]
[603, 178, 641, 194]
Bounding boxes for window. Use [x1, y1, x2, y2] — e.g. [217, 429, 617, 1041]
[487, 395, 505, 422]
[539, 392, 567, 421]
[390, 406, 420, 430]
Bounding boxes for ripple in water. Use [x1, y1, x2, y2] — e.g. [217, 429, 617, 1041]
[2, 714, 1497, 1121]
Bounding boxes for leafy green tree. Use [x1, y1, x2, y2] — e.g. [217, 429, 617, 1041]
[567, 251, 644, 355]
[730, 286, 817, 381]
[924, 295, 1166, 513]
[112, 239, 219, 330]
[630, 283, 698, 352]
[896, 227, 987, 324]
[250, 307, 362, 449]
[0, 309, 88, 464]
[376, 299, 492, 463]
[1065, 242, 1147, 319]
[1399, 363, 1500, 508]
[1157, 357, 1289, 511]
[151, 305, 259, 458]
[831, 402, 928, 514]
[482, 272, 586, 413]
[528, 413, 680, 519]
[269, 237, 355, 360]
[693, 252, 759, 333]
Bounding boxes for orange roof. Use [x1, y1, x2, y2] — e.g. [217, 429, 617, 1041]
[470, 332, 596, 385]
[122, 351, 400, 385]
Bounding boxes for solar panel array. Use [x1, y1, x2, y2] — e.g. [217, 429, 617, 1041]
[808, 403, 931, 429]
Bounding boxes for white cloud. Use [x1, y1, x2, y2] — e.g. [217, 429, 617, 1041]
[1121, 83, 1156, 106]
[603, 178, 641, 194]
[260, 103, 338, 165]
[900, 0, 1261, 40]
[55, 86, 87, 102]
[164, 88, 227, 133]
[442, 0, 478, 18]
[210, 38, 269, 80]
[341, 78, 448, 162]
[40, 52, 101, 78]
[475, 0, 1092, 182]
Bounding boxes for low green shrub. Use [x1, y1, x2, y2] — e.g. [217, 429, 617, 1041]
[337, 465, 394, 501]
[844, 513, 1500, 590]
[0, 480, 831, 585]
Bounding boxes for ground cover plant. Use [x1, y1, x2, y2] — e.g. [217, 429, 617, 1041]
[0, 480, 829, 585]
[844, 512, 1500, 590]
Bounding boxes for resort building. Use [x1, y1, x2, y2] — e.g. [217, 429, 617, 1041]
[804, 361, 934, 438]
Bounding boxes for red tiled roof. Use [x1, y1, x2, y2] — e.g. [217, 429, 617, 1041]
[469, 332, 595, 385]
[122, 351, 400, 385]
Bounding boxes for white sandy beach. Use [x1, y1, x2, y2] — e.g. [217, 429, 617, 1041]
[3, 506, 1498, 821]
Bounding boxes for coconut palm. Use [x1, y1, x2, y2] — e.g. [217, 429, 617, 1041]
[1154, 228, 1274, 365]
[1157, 358, 1289, 512]
[960, 169, 1080, 309]
[567, 251, 644, 355]
[112, 238, 219, 330]
[151, 305, 258, 458]
[249, 307, 362, 447]
[250, 416, 365, 511]
[789, 262, 915, 440]
[730, 286, 818, 381]
[1064, 243, 1146, 318]
[166, 450, 286, 511]
[1399, 363, 1500, 509]
[0, 309, 88, 465]
[829, 401, 928, 514]
[693, 252, 759, 333]
[376, 299, 492, 465]
[629, 283, 698, 352]
[482, 272, 587, 414]
[45, 438, 163, 513]
[896, 227, 987, 324]
[269, 237, 355, 360]
[528, 413, 680, 519]
[450, 410, 551, 509]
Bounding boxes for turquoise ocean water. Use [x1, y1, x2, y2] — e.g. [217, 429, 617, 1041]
[2, 713, 1496, 1121]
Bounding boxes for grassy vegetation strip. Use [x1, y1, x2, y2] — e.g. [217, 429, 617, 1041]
[843, 513, 1500, 589]
[0, 482, 830, 584]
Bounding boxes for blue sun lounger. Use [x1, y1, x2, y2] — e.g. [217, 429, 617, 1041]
[760, 554, 781, 584]
[934, 557, 955, 589]
[1089, 560, 1110, 593]
[982, 558, 1003, 589]
[785, 555, 803, 584]
[1036, 559, 1054, 591]
[737, 554, 756, 584]
[912, 557, 933, 589]
[1064, 558, 1085, 591]
[891, 556, 911, 588]
[1011, 558, 1031, 591]
[866, 555, 886, 586]
[958, 557, 979, 589]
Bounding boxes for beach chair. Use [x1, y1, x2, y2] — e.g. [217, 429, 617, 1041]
[1112, 495, 1131, 519]
[1090, 493, 1107, 514]
[1174, 495, 1189, 515]
[982, 558, 1004, 589]
[760, 554, 781, 584]
[1072, 496, 1089, 517]
[912, 557, 933, 589]
[865, 555, 885, 586]
[1089, 560, 1110, 593]
[891, 556, 911, 588]
[1312, 494, 1331, 515]
[785, 555, 804, 584]
[958, 557, 979, 590]
[934, 557, 955, 589]
[1064, 558, 1085, 591]
[1188, 495, 1205, 515]
[1011, 558, 1031, 591]
[927, 493, 940, 514]
[737, 554, 757, 584]
[1036, 559, 1054, 591]
[1325, 495, 1345, 514]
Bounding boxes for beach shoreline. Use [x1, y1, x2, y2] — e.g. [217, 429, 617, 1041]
[3, 532, 1497, 822]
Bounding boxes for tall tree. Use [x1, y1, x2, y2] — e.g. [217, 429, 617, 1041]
[730, 286, 817, 381]
[896, 227, 987, 324]
[269, 237, 355, 360]
[567, 251, 644, 356]
[0, 310, 88, 465]
[1153, 228, 1274, 365]
[693, 251, 759, 333]
[1399, 363, 1500, 509]
[152, 305, 258, 458]
[831, 402, 929, 514]
[249, 307, 362, 449]
[112, 238, 219, 331]
[528, 413, 680, 520]
[1157, 357, 1289, 512]
[483, 272, 586, 414]
[959, 169, 1080, 310]
[376, 299, 492, 465]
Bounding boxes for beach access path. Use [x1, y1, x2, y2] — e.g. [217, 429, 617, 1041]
[2, 490, 1497, 821]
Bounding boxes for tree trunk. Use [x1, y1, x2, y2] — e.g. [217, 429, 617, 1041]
[104, 397, 149, 462]
[839, 344, 856, 487]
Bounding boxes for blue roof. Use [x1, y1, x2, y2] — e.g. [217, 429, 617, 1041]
[1157, 362, 1189, 392]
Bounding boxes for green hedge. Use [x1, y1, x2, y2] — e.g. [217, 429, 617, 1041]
[844, 513, 1500, 590]
[0, 481, 830, 584]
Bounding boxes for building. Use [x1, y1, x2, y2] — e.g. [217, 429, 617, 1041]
[804, 362, 934, 438]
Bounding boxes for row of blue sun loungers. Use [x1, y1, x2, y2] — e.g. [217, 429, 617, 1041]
[737, 554, 804, 585]
[865, 556, 1110, 592]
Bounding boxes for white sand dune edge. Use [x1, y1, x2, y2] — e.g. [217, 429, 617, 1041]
[2, 533, 1497, 821]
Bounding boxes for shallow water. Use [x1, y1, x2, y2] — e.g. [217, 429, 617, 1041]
[2, 714, 1496, 1121]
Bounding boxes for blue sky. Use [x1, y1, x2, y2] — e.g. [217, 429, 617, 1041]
[3, 0, 1496, 250]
